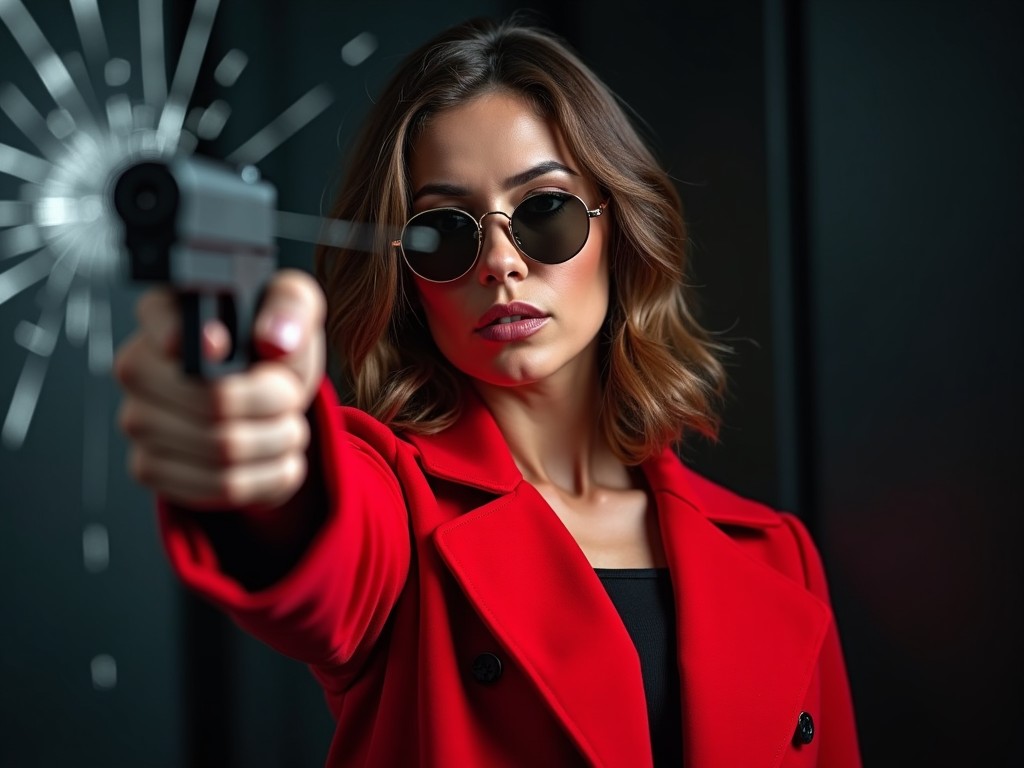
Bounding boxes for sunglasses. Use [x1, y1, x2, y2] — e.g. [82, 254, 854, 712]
[392, 191, 608, 283]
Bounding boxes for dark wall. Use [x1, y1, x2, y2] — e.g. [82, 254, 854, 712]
[1, 1, 1020, 766]
[804, 1, 1023, 764]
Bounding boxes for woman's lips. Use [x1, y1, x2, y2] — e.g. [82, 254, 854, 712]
[475, 316, 549, 342]
[474, 302, 549, 342]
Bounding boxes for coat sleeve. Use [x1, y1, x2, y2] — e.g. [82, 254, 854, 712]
[157, 377, 412, 673]
[780, 513, 863, 767]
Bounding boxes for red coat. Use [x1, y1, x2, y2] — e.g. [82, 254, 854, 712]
[162, 381, 861, 767]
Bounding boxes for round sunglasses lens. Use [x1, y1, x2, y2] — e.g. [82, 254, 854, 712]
[511, 193, 589, 264]
[402, 209, 478, 281]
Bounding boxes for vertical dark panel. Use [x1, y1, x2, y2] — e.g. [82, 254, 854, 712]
[763, 0, 814, 520]
[804, 0, 1023, 764]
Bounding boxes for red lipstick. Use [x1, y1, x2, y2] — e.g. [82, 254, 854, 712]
[475, 302, 549, 342]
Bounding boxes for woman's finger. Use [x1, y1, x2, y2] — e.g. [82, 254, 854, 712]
[135, 288, 233, 364]
[115, 333, 221, 419]
[253, 269, 327, 392]
[119, 343, 305, 422]
[129, 446, 308, 510]
[135, 288, 181, 357]
[119, 398, 310, 465]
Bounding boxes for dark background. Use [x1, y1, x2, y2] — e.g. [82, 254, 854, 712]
[1, 0, 1020, 765]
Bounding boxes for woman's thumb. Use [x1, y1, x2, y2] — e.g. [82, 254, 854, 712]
[251, 270, 326, 374]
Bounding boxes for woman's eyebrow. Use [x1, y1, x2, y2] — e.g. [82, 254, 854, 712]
[412, 182, 468, 202]
[411, 161, 579, 202]
[502, 160, 578, 190]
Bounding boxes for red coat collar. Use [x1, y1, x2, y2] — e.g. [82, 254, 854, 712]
[408, 393, 829, 766]
[405, 393, 782, 530]
[403, 391, 522, 493]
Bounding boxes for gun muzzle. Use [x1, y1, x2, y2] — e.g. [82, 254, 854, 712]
[113, 156, 278, 378]
[114, 161, 180, 281]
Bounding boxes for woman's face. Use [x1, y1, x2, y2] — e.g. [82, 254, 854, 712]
[407, 91, 610, 391]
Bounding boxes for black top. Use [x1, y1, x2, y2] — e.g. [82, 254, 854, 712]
[595, 567, 683, 767]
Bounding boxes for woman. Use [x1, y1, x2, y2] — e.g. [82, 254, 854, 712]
[115, 18, 861, 767]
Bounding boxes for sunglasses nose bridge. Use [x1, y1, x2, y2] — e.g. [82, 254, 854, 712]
[478, 209, 512, 229]
[474, 209, 529, 279]
[476, 209, 518, 249]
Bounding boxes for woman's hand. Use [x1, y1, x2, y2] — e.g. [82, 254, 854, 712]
[115, 269, 326, 512]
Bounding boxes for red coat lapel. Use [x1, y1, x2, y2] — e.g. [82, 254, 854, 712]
[433, 482, 653, 767]
[644, 450, 832, 767]
[409, 398, 652, 765]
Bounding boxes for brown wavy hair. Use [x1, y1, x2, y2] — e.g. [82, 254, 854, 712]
[315, 17, 726, 464]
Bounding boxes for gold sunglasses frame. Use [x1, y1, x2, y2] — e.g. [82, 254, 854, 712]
[392, 192, 608, 283]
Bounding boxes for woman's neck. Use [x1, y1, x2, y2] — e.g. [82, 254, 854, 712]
[471, 360, 632, 497]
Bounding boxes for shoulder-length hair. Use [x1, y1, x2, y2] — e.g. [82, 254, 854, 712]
[315, 17, 726, 464]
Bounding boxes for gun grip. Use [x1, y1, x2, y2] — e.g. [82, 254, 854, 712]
[181, 290, 256, 378]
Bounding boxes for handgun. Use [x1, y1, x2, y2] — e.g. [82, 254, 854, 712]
[113, 155, 277, 378]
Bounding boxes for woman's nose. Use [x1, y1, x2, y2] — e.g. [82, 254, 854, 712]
[476, 211, 529, 284]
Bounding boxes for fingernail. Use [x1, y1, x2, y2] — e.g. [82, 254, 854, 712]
[261, 315, 302, 355]
[202, 321, 232, 362]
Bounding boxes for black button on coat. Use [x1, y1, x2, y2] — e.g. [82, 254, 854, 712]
[794, 711, 815, 745]
[472, 652, 503, 684]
